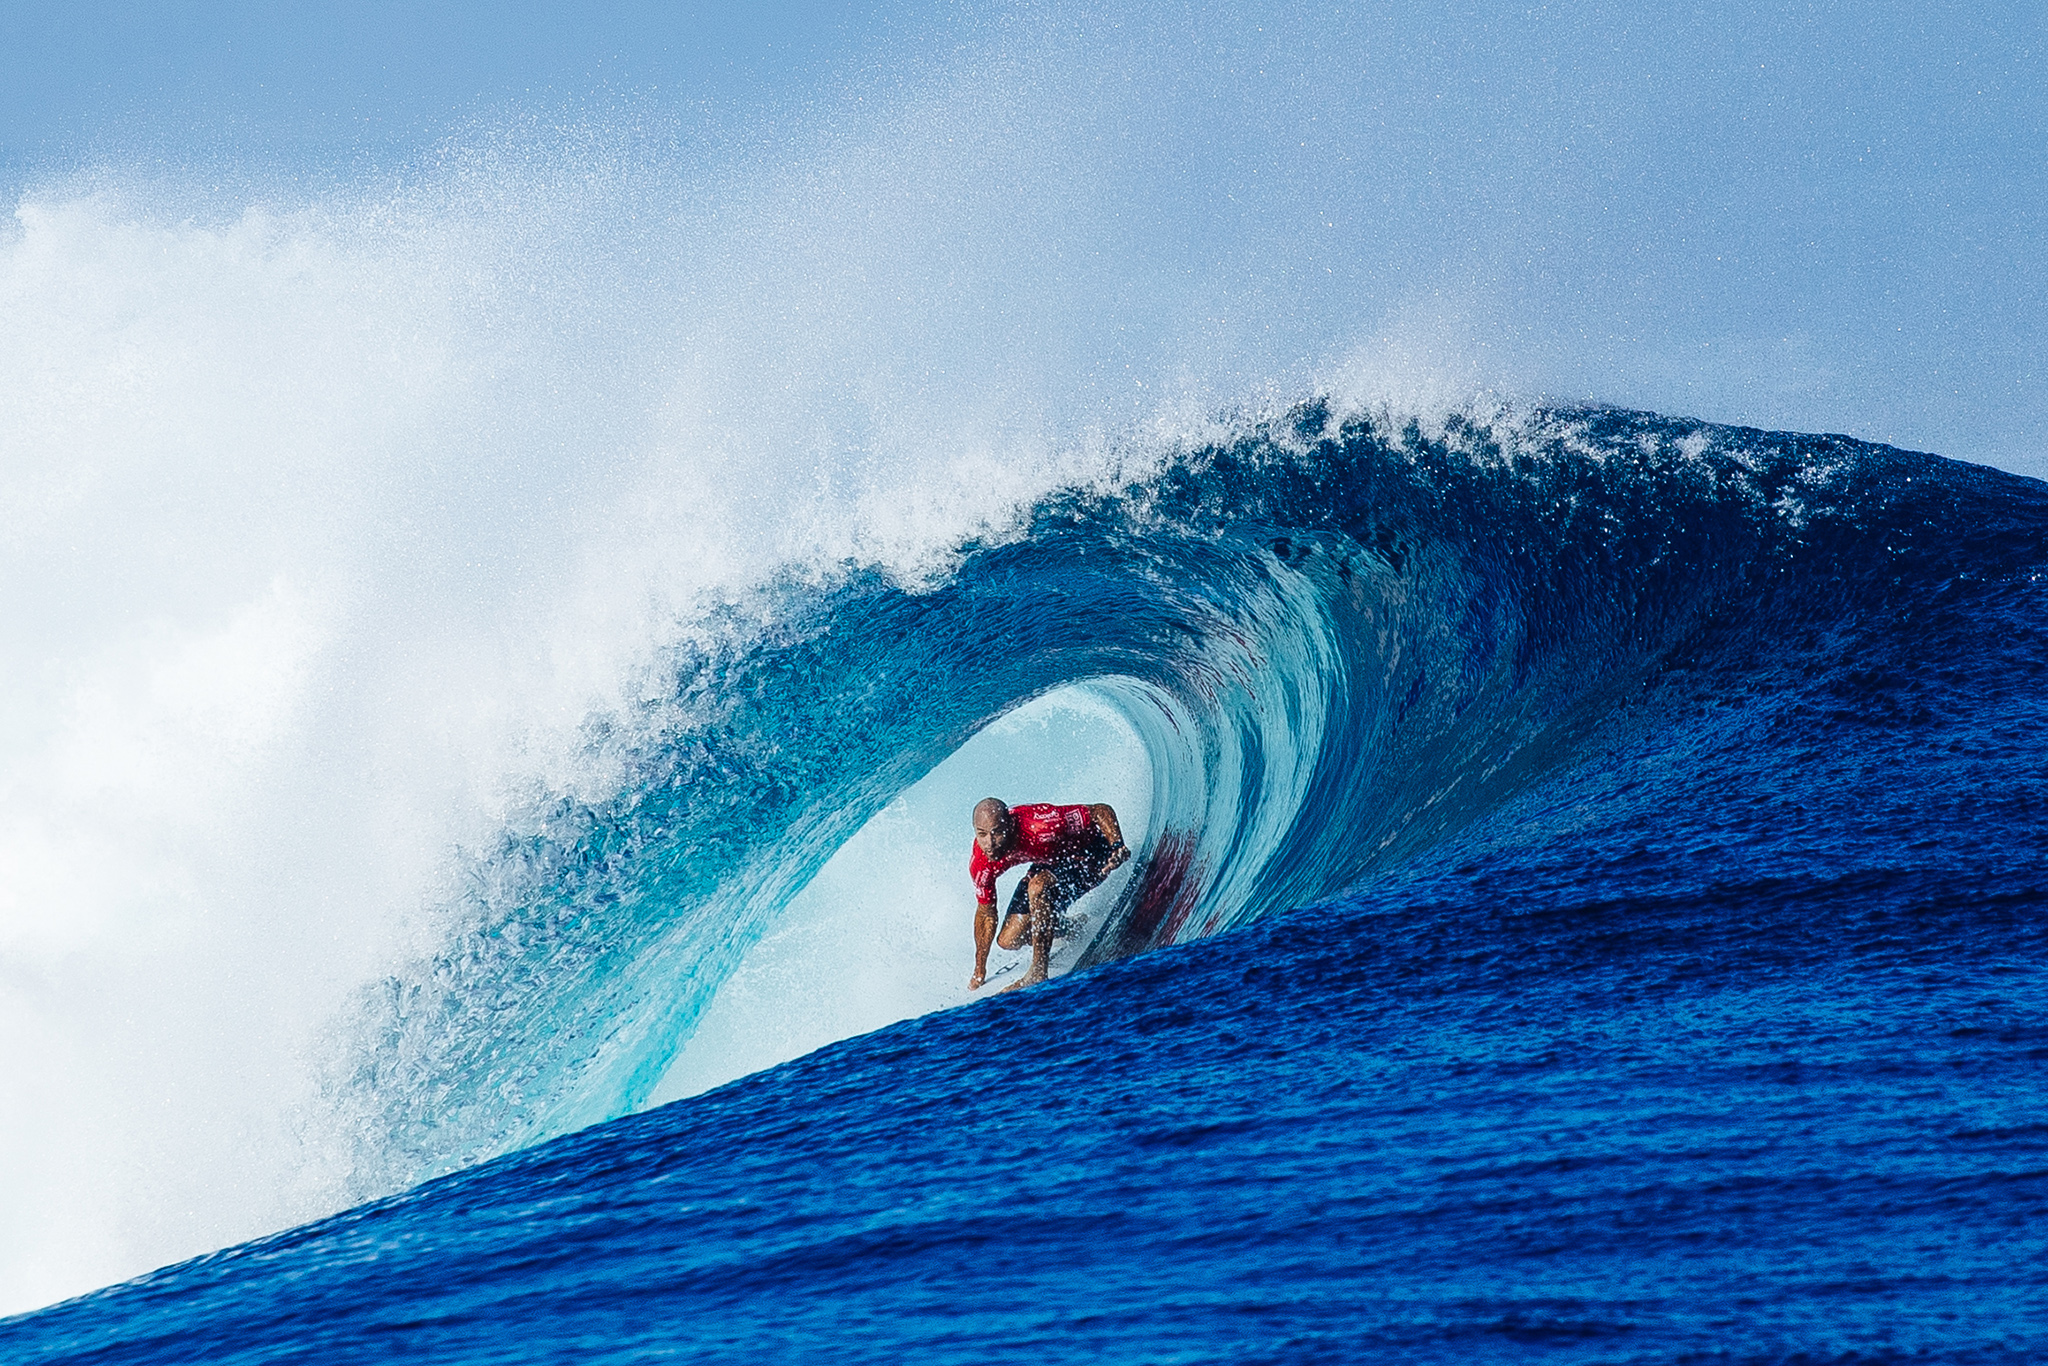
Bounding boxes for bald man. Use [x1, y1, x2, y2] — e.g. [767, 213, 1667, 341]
[969, 797, 1129, 991]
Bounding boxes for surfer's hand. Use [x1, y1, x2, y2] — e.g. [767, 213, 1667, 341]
[1103, 842, 1130, 873]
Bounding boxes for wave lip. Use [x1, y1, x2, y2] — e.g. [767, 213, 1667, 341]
[326, 400, 1979, 1200]
[8, 402, 2048, 1359]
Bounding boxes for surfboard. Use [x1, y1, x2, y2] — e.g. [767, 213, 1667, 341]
[974, 912, 1097, 993]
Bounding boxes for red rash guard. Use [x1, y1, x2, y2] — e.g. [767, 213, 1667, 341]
[970, 803, 1100, 906]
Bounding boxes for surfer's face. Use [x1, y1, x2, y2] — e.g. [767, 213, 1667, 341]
[973, 808, 1013, 859]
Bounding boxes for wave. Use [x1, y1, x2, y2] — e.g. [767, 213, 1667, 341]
[14, 395, 2048, 1361]
[324, 398, 1983, 1199]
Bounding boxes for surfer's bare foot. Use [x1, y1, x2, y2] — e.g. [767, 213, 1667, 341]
[969, 969, 986, 990]
[998, 967, 1049, 993]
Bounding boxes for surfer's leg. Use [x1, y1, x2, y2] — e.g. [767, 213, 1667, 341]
[996, 873, 1036, 950]
[1016, 868, 1064, 987]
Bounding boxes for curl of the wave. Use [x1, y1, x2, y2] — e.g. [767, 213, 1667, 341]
[324, 395, 1918, 1199]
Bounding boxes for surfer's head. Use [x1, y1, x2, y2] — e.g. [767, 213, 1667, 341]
[972, 797, 1014, 859]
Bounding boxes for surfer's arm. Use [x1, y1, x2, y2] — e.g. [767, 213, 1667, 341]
[1089, 803, 1130, 872]
[971, 897, 997, 989]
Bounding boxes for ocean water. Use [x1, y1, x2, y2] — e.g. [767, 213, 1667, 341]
[6, 400, 2046, 1362]
[8, 1, 2048, 1354]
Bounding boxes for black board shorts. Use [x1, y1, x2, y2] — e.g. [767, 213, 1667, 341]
[1003, 833, 1114, 919]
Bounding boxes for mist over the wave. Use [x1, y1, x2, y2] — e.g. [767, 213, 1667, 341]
[4, 0, 2043, 1319]
[0, 58, 1434, 1314]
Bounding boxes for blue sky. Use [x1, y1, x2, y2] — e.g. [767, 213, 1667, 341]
[4, 0, 2044, 470]
[0, 2, 906, 167]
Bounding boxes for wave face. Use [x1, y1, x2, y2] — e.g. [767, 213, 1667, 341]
[323, 402, 1821, 1189]
[9, 404, 2048, 1361]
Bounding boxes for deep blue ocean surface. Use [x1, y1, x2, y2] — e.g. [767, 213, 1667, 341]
[6, 404, 2045, 1362]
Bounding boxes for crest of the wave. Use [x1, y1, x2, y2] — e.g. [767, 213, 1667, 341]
[317, 391, 1880, 1231]
[310, 384, 1481, 1197]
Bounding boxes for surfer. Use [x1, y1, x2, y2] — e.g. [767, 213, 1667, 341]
[969, 797, 1129, 992]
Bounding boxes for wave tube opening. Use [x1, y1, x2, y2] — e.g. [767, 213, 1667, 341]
[648, 686, 1154, 1102]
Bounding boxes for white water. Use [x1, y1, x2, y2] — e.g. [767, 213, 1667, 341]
[0, 79, 1396, 1314]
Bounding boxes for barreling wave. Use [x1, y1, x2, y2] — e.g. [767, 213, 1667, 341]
[327, 398, 1937, 1197]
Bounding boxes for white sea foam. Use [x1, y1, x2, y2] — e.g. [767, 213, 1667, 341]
[0, 58, 1525, 1313]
